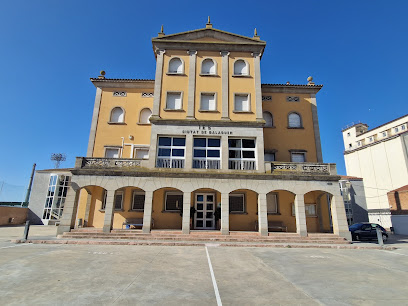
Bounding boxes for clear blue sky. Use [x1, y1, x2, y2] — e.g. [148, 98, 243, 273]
[1, 0, 407, 201]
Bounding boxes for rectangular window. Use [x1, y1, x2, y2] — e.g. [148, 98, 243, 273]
[166, 92, 182, 110]
[264, 153, 275, 162]
[132, 192, 145, 210]
[105, 148, 120, 158]
[394, 127, 399, 133]
[382, 131, 387, 137]
[266, 193, 278, 214]
[114, 191, 124, 210]
[229, 194, 245, 213]
[357, 141, 361, 146]
[200, 93, 216, 111]
[291, 152, 306, 162]
[156, 136, 186, 168]
[165, 192, 183, 211]
[234, 94, 250, 112]
[134, 148, 149, 159]
[291, 203, 317, 216]
[228, 138, 256, 170]
[193, 137, 221, 169]
[402, 125, 406, 130]
[42, 175, 70, 221]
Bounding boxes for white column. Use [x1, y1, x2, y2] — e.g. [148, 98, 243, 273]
[152, 49, 165, 118]
[221, 192, 229, 235]
[294, 193, 308, 236]
[185, 134, 193, 170]
[102, 190, 116, 233]
[182, 192, 191, 234]
[258, 193, 268, 236]
[86, 87, 102, 157]
[56, 186, 80, 235]
[142, 191, 154, 233]
[331, 195, 352, 240]
[252, 52, 263, 121]
[221, 134, 229, 171]
[186, 50, 197, 119]
[220, 51, 230, 120]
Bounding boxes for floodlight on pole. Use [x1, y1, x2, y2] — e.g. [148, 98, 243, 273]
[51, 153, 66, 169]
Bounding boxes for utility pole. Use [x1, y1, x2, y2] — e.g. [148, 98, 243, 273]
[23, 163, 36, 207]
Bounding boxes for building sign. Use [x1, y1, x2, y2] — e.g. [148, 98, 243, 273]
[182, 125, 233, 135]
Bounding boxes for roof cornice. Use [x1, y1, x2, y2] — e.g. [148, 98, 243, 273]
[261, 84, 323, 94]
[90, 78, 155, 89]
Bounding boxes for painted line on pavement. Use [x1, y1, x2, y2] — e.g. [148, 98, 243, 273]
[205, 246, 222, 306]
[0, 243, 32, 249]
[383, 250, 408, 257]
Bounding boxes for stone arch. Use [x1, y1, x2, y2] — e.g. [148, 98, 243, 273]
[266, 189, 296, 232]
[229, 188, 258, 231]
[304, 190, 334, 233]
[191, 188, 221, 230]
[152, 187, 183, 230]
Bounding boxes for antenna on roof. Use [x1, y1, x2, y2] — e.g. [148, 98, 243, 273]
[253, 28, 260, 40]
[158, 25, 165, 37]
[206, 16, 212, 28]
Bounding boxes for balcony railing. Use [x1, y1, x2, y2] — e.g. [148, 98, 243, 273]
[265, 162, 336, 175]
[228, 160, 256, 170]
[156, 158, 184, 169]
[193, 159, 220, 169]
[76, 157, 143, 169]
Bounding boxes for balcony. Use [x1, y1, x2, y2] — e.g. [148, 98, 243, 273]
[74, 157, 337, 178]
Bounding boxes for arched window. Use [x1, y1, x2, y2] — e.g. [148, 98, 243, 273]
[288, 112, 302, 128]
[234, 59, 249, 75]
[110, 107, 124, 123]
[263, 111, 273, 127]
[201, 58, 216, 74]
[168, 58, 183, 74]
[139, 108, 152, 124]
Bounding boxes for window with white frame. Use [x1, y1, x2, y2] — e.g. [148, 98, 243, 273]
[234, 94, 250, 112]
[263, 111, 273, 127]
[229, 194, 245, 213]
[165, 192, 183, 211]
[394, 127, 399, 133]
[288, 112, 302, 128]
[228, 138, 256, 170]
[402, 125, 406, 131]
[114, 191, 124, 210]
[200, 93, 216, 111]
[134, 147, 149, 159]
[132, 191, 145, 210]
[369, 136, 374, 142]
[110, 107, 125, 123]
[382, 131, 387, 137]
[264, 152, 275, 162]
[139, 108, 152, 124]
[233, 60, 249, 75]
[266, 193, 278, 214]
[193, 138, 221, 169]
[201, 58, 216, 75]
[357, 141, 361, 146]
[168, 58, 183, 74]
[42, 174, 70, 221]
[156, 136, 186, 168]
[290, 152, 306, 162]
[166, 92, 182, 110]
[105, 147, 120, 158]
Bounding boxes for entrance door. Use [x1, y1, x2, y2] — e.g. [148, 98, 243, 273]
[194, 193, 215, 229]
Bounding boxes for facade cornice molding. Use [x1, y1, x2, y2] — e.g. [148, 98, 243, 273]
[90, 78, 155, 89]
[70, 168, 341, 182]
[149, 117, 265, 127]
[261, 84, 323, 94]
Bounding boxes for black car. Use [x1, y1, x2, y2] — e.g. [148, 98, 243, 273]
[349, 222, 388, 242]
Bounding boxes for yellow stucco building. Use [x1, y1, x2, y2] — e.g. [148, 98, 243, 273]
[54, 21, 351, 240]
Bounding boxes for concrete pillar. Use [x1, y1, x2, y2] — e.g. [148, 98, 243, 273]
[56, 186, 80, 235]
[182, 192, 191, 234]
[186, 50, 197, 119]
[185, 134, 193, 170]
[83, 191, 92, 227]
[310, 93, 323, 162]
[152, 49, 165, 118]
[221, 192, 229, 235]
[86, 87, 102, 157]
[221, 134, 229, 170]
[258, 193, 268, 236]
[331, 195, 352, 240]
[252, 52, 263, 121]
[220, 51, 230, 120]
[102, 190, 116, 233]
[294, 193, 308, 236]
[142, 191, 154, 233]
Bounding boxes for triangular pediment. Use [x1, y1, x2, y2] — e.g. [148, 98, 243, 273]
[153, 28, 265, 45]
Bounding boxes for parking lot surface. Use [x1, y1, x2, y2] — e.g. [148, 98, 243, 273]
[1, 226, 408, 305]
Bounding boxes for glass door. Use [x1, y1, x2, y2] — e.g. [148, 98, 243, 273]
[194, 193, 215, 229]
